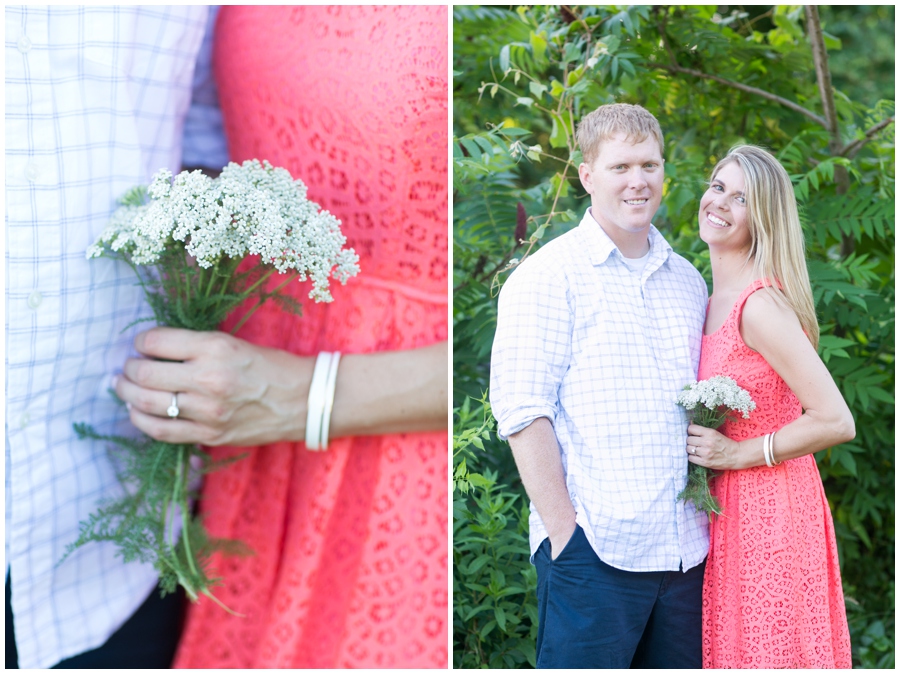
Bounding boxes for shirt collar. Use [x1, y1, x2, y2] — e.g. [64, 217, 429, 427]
[579, 208, 672, 269]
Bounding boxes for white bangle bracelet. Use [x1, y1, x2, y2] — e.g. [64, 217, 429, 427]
[763, 432, 773, 468]
[319, 352, 341, 450]
[305, 352, 334, 451]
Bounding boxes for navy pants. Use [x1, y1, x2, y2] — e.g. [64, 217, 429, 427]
[533, 526, 704, 669]
[6, 572, 183, 668]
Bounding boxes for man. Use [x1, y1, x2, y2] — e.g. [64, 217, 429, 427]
[490, 103, 709, 668]
[5, 6, 226, 668]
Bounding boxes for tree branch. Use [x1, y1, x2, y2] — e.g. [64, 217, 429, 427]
[840, 116, 895, 159]
[804, 6, 840, 144]
[648, 62, 828, 128]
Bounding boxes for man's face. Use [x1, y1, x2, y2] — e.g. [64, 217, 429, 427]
[578, 133, 664, 251]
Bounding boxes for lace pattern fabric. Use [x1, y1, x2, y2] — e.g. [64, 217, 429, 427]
[699, 279, 851, 668]
[173, 6, 448, 668]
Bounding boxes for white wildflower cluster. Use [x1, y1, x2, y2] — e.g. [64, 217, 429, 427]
[88, 160, 359, 302]
[677, 375, 756, 419]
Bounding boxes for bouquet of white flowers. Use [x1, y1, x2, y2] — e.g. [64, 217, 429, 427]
[65, 160, 359, 611]
[676, 375, 756, 517]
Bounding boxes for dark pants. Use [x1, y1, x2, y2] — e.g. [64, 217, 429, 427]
[6, 571, 184, 668]
[533, 526, 704, 669]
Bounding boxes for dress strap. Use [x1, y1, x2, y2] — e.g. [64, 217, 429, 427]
[734, 278, 779, 323]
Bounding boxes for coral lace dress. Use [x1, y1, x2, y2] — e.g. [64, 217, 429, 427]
[173, 6, 448, 668]
[699, 279, 851, 668]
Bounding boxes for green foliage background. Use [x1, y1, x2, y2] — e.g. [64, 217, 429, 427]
[452, 5, 894, 668]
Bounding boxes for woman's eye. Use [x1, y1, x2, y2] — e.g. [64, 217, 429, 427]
[735, 196, 746, 205]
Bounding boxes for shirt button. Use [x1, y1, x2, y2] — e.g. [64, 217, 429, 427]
[25, 162, 40, 182]
[19, 412, 30, 429]
[17, 34, 32, 54]
[27, 290, 42, 309]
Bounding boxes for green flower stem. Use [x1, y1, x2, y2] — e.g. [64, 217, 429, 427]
[176, 447, 199, 580]
[229, 272, 297, 335]
[200, 588, 243, 616]
[677, 407, 734, 518]
[203, 258, 221, 298]
[240, 266, 278, 297]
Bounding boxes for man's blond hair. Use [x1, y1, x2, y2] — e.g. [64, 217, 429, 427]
[575, 103, 664, 165]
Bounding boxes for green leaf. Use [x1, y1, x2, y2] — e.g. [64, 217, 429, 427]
[454, 457, 468, 479]
[495, 605, 507, 631]
[532, 223, 549, 240]
[549, 112, 569, 149]
[549, 80, 566, 99]
[822, 31, 842, 50]
[460, 138, 483, 160]
[528, 81, 547, 100]
[836, 448, 858, 476]
[529, 31, 548, 64]
[499, 44, 510, 72]
[479, 618, 497, 639]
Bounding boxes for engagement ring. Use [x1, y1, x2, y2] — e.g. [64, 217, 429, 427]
[167, 393, 180, 418]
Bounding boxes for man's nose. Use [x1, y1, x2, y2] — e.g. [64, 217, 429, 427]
[629, 168, 649, 189]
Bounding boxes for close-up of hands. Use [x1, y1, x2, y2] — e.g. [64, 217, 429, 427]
[114, 327, 449, 448]
[114, 327, 312, 447]
[685, 423, 747, 471]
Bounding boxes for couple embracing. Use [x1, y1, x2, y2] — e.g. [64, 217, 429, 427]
[490, 104, 853, 668]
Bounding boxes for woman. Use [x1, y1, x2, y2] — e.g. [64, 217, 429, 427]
[114, 5, 448, 668]
[686, 145, 854, 668]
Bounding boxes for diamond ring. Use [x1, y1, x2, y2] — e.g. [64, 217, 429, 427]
[167, 393, 180, 419]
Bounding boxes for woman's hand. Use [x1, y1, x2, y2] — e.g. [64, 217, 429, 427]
[686, 424, 748, 471]
[114, 327, 449, 447]
[115, 327, 313, 447]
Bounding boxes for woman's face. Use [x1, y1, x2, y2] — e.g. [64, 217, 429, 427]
[698, 161, 752, 253]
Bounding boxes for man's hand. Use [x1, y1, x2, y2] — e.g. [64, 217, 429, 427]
[115, 327, 312, 446]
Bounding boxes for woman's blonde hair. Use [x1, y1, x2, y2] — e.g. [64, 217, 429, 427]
[711, 145, 819, 348]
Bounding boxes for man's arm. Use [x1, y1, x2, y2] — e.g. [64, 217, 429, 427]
[508, 417, 576, 560]
[490, 248, 575, 559]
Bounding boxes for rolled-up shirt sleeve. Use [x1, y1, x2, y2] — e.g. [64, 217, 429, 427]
[490, 257, 572, 440]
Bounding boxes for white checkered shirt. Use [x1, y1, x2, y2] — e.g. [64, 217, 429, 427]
[490, 210, 710, 573]
[5, 6, 225, 668]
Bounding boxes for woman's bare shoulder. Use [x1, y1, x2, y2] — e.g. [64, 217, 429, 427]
[741, 287, 804, 350]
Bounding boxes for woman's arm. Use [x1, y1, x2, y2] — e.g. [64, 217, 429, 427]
[114, 327, 447, 447]
[687, 290, 855, 470]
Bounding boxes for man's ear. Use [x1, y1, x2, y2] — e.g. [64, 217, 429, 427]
[577, 162, 592, 195]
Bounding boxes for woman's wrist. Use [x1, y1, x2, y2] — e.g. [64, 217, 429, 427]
[328, 343, 448, 438]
